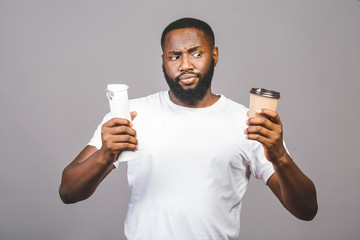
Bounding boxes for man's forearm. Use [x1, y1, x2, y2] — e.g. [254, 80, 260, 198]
[272, 154, 318, 220]
[59, 148, 114, 204]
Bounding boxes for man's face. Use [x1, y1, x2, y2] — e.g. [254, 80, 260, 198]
[162, 28, 218, 104]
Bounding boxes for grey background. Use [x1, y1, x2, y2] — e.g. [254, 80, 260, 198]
[0, 0, 359, 239]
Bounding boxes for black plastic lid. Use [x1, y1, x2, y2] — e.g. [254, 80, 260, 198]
[250, 88, 280, 99]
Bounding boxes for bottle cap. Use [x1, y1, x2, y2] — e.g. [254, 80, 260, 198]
[106, 84, 129, 100]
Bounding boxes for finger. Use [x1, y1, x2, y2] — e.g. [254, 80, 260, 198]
[131, 111, 137, 121]
[105, 118, 132, 128]
[111, 134, 138, 145]
[245, 125, 272, 138]
[112, 142, 138, 151]
[246, 118, 283, 143]
[246, 133, 275, 149]
[247, 116, 276, 131]
[246, 111, 249, 117]
[108, 125, 137, 136]
[246, 133, 268, 144]
[255, 109, 281, 125]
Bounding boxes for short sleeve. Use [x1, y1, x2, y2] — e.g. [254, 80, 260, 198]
[88, 112, 112, 150]
[248, 141, 275, 184]
[248, 140, 290, 184]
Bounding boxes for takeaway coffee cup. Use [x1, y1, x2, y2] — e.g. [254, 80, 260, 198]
[105, 84, 136, 162]
[249, 88, 280, 118]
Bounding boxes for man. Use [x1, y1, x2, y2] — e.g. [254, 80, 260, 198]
[59, 18, 317, 239]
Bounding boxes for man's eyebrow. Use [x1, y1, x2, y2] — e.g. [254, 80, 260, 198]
[188, 46, 200, 52]
[168, 46, 201, 55]
[169, 50, 182, 55]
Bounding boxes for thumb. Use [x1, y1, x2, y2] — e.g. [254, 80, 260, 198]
[131, 111, 137, 121]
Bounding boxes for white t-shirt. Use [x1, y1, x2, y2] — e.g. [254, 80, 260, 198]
[88, 91, 275, 240]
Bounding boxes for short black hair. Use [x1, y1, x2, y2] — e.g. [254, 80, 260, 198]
[161, 17, 215, 50]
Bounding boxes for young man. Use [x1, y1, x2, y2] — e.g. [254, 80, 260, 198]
[60, 18, 317, 239]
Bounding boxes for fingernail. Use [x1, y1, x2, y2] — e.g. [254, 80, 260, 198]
[256, 109, 262, 114]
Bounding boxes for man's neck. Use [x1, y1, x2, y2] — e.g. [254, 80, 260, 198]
[168, 88, 220, 108]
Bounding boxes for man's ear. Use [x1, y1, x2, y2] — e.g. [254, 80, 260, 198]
[213, 47, 219, 66]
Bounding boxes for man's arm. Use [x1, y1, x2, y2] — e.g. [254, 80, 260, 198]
[59, 113, 137, 204]
[245, 109, 318, 221]
[59, 145, 114, 204]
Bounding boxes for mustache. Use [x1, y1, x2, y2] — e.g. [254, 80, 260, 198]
[175, 72, 201, 81]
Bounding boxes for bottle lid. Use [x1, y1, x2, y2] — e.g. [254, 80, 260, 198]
[250, 88, 280, 99]
[106, 84, 129, 100]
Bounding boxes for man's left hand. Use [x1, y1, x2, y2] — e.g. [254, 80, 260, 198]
[245, 109, 287, 163]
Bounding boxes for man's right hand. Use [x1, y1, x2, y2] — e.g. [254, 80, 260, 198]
[100, 111, 138, 164]
[59, 111, 138, 204]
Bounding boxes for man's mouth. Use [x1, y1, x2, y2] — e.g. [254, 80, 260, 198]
[177, 73, 199, 85]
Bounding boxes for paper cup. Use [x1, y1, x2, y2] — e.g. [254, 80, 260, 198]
[249, 88, 280, 118]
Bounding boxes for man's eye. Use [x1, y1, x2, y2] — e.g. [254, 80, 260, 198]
[192, 52, 202, 58]
[170, 56, 180, 60]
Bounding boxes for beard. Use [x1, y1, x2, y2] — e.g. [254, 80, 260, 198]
[162, 59, 215, 105]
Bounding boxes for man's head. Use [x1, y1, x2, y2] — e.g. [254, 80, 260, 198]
[161, 18, 215, 51]
[161, 18, 218, 105]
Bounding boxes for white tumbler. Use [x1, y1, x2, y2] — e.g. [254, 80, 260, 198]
[105, 84, 136, 162]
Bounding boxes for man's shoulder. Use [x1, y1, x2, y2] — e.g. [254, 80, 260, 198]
[130, 91, 164, 102]
[221, 95, 248, 113]
[129, 91, 167, 110]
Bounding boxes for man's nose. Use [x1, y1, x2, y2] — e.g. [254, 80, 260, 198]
[179, 55, 193, 72]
